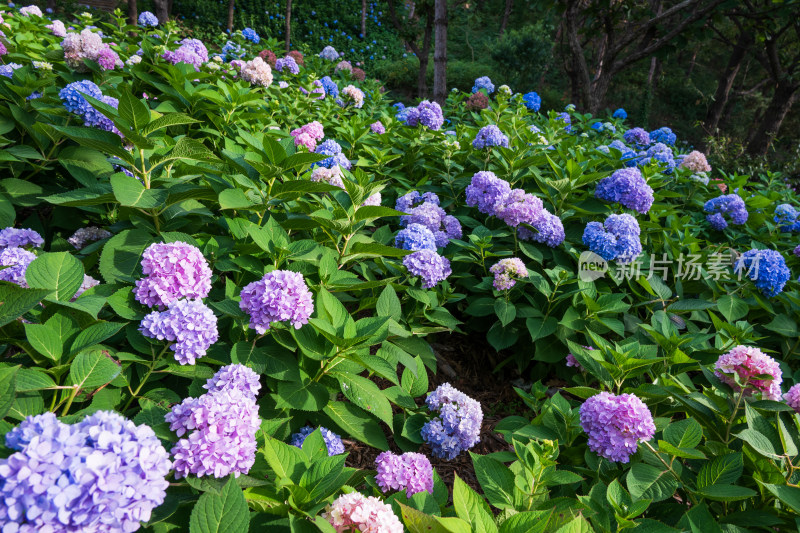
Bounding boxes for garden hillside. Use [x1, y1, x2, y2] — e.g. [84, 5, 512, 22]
[3, 5, 800, 533]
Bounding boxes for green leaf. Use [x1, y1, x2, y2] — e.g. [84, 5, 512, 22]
[273, 380, 329, 411]
[98, 229, 153, 283]
[453, 474, 497, 533]
[664, 418, 702, 449]
[323, 400, 389, 450]
[0, 365, 19, 420]
[401, 356, 428, 397]
[142, 113, 199, 136]
[697, 453, 743, 488]
[219, 189, 253, 209]
[376, 285, 402, 321]
[716, 295, 748, 323]
[189, 477, 250, 533]
[471, 453, 516, 509]
[763, 314, 797, 337]
[334, 373, 393, 427]
[737, 428, 780, 458]
[261, 436, 305, 482]
[111, 173, 168, 209]
[526, 317, 557, 342]
[495, 299, 516, 327]
[70, 321, 126, 355]
[626, 463, 678, 502]
[69, 349, 121, 389]
[117, 91, 151, 131]
[24, 323, 63, 361]
[24, 252, 84, 302]
[762, 483, 800, 513]
[0, 285, 52, 327]
[400, 502, 472, 533]
[695, 485, 757, 502]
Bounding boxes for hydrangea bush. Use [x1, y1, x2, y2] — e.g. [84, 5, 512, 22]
[0, 6, 799, 533]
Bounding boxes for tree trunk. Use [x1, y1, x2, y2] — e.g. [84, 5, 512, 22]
[153, 0, 170, 23]
[227, 0, 235, 32]
[705, 32, 752, 135]
[127, 0, 137, 25]
[433, 0, 447, 104]
[285, 0, 292, 52]
[499, 0, 512, 38]
[746, 79, 799, 156]
[361, 0, 367, 38]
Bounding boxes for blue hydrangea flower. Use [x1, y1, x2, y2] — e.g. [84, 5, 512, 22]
[649, 127, 676, 145]
[290, 426, 345, 455]
[0, 63, 22, 78]
[59, 80, 103, 115]
[421, 383, 482, 459]
[735, 249, 790, 298]
[395, 223, 437, 251]
[582, 214, 642, 263]
[595, 168, 654, 214]
[556, 112, 572, 133]
[221, 40, 245, 62]
[638, 142, 675, 172]
[473, 125, 509, 149]
[472, 76, 494, 94]
[774, 204, 800, 232]
[314, 139, 351, 170]
[704, 195, 748, 230]
[613, 108, 627, 119]
[624, 127, 650, 147]
[522, 91, 541, 111]
[138, 11, 158, 26]
[242, 27, 260, 44]
[320, 75, 339, 98]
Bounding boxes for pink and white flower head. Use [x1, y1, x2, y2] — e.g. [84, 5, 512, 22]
[714, 345, 783, 400]
[61, 29, 107, 71]
[679, 150, 711, 173]
[489, 257, 527, 290]
[19, 5, 42, 16]
[133, 241, 213, 308]
[362, 192, 382, 206]
[310, 166, 344, 189]
[46, 20, 66, 37]
[239, 56, 272, 87]
[291, 121, 324, 151]
[335, 60, 353, 73]
[322, 492, 403, 533]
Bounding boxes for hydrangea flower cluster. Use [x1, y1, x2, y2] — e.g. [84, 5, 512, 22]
[322, 492, 403, 533]
[714, 346, 783, 400]
[241, 27, 260, 43]
[405, 100, 444, 130]
[19, 4, 42, 16]
[310, 165, 345, 188]
[0, 63, 21, 78]
[134, 241, 213, 308]
[166, 365, 261, 478]
[47, 19, 67, 37]
[518, 210, 566, 247]
[362, 192, 382, 206]
[138, 11, 158, 26]
[580, 392, 655, 463]
[0, 41, 7, 57]
[290, 426, 345, 455]
[473, 125, 509, 149]
[319, 45, 339, 60]
[398, 199, 462, 247]
[465, 172, 511, 214]
[259, 49, 277, 66]
[466, 92, 489, 111]
[613, 108, 627, 119]
[582, 214, 642, 263]
[0, 410, 171, 532]
[703, 194, 748, 230]
[783, 384, 800, 414]
[637, 142, 675, 172]
[396, 190, 440, 213]
[403, 250, 452, 288]
[0, 227, 43, 250]
[566, 347, 593, 372]
[335, 60, 353, 73]
[489, 258, 528, 290]
[599, 139, 637, 161]
[494, 189, 544, 227]
[68, 226, 112, 249]
[556, 111, 572, 133]
[315, 139, 352, 170]
[370, 120, 385, 134]
[239, 270, 314, 333]
[221, 40, 245, 62]
[375, 451, 434, 497]
[595, 167, 654, 214]
[321, 75, 339, 97]
[472, 76, 495, 94]
[735, 248, 790, 298]
[649, 127, 676, 145]
[679, 150, 711, 173]
[291, 121, 324, 151]
[395, 223, 437, 252]
[240, 56, 273, 87]
[163, 38, 208, 70]
[0, 247, 36, 286]
[522, 91, 541, 111]
[421, 383, 483, 459]
[623, 127, 650, 147]
[394, 103, 411, 123]
[62, 29, 118, 71]
[340, 84, 364, 108]
[773, 204, 800, 232]
[287, 50, 305, 66]
[140, 299, 219, 365]
[275, 55, 299, 74]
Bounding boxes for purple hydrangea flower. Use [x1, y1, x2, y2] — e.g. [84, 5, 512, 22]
[134, 242, 213, 308]
[421, 383, 483, 460]
[734, 249, 790, 298]
[319, 45, 339, 60]
[0, 247, 36, 287]
[465, 171, 512, 214]
[290, 426, 345, 455]
[395, 191, 440, 214]
[163, 38, 208, 70]
[140, 299, 219, 365]
[375, 451, 434, 497]
[276, 56, 300, 74]
[582, 214, 642, 263]
[623, 127, 650, 147]
[472, 125, 509, 149]
[204, 363, 261, 399]
[403, 250, 451, 289]
[395, 223, 437, 252]
[370, 121, 386, 134]
[518, 209, 565, 248]
[68, 226, 111, 249]
[489, 258, 527, 290]
[493, 189, 544, 227]
[704, 194, 748, 230]
[595, 167, 654, 214]
[138, 10, 158, 26]
[471, 76, 495, 94]
[0, 411, 171, 532]
[0, 228, 43, 250]
[638, 142, 675, 172]
[239, 270, 314, 333]
[0, 63, 22, 78]
[405, 100, 444, 130]
[580, 392, 655, 463]
[784, 384, 800, 414]
[714, 345, 782, 400]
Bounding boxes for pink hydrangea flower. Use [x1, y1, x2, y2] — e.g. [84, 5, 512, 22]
[580, 392, 655, 463]
[133, 242, 213, 308]
[714, 345, 783, 400]
[322, 493, 403, 533]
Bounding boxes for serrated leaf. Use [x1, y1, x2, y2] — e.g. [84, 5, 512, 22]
[189, 477, 250, 533]
[98, 229, 153, 284]
[697, 453, 743, 488]
[0, 365, 19, 420]
[69, 349, 121, 389]
[24, 252, 84, 302]
[0, 285, 52, 327]
[111, 173, 168, 208]
[323, 400, 389, 450]
[334, 373, 393, 426]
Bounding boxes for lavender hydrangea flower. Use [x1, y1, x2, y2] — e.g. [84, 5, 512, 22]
[275, 55, 299, 74]
[582, 214, 642, 264]
[595, 167, 654, 214]
[623, 127, 650, 147]
[73, 274, 100, 300]
[472, 125, 509, 149]
[138, 11, 158, 27]
[703, 194, 748, 230]
[784, 384, 800, 414]
[580, 392, 655, 463]
[375, 451, 434, 497]
[403, 250, 451, 289]
[649, 127, 676, 145]
[134, 242, 213, 308]
[472, 76, 495, 94]
[290, 426, 345, 455]
[493, 189, 544, 227]
[714, 346, 782, 400]
[490, 258, 527, 290]
[0, 247, 36, 286]
[140, 299, 219, 365]
[204, 363, 261, 399]
[395, 223, 437, 252]
[0, 227, 43, 250]
[68, 226, 111, 249]
[421, 383, 482, 459]
[163, 38, 208, 70]
[0, 410, 171, 532]
[239, 270, 314, 333]
[315, 139, 352, 170]
[396, 191, 440, 214]
[319, 45, 339, 60]
[370, 121, 386, 134]
[734, 248, 790, 298]
[405, 100, 444, 130]
[465, 171, 511, 215]
[522, 91, 541, 111]
[518, 209, 565, 248]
